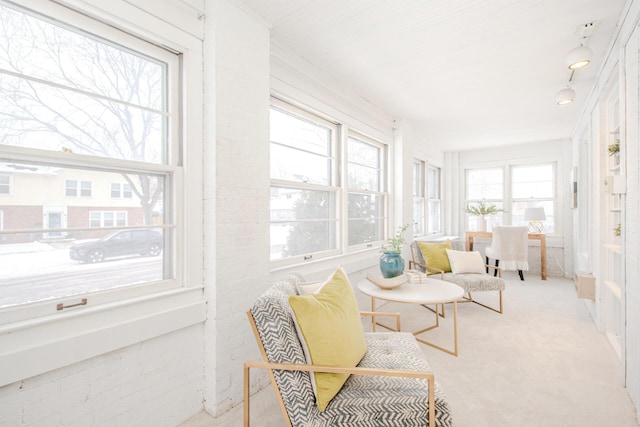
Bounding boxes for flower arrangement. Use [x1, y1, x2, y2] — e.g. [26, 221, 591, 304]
[381, 223, 412, 253]
[465, 201, 504, 217]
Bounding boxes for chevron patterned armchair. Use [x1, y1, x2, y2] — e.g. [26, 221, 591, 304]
[244, 272, 452, 427]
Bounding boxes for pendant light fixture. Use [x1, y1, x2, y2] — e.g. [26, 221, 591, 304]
[555, 86, 575, 105]
[565, 44, 592, 69]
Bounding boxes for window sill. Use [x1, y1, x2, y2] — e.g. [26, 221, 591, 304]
[0, 287, 205, 387]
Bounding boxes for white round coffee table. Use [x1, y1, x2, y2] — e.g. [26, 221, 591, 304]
[358, 277, 464, 356]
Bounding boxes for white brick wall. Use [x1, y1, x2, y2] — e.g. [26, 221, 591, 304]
[203, 0, 271, 416]
[0, 325, 204, 426]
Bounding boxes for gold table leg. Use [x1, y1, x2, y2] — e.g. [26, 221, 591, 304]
[369, 298, 459, 357]
[413, 301, 459, 357]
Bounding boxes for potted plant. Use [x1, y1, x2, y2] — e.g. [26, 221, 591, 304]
[465, 201, 504, 231]
[379, 223, 412, 278]
[608, 140, 620, 157]
[614, 223, 621, 237]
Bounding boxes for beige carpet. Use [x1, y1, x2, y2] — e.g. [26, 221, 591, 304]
[185, 273, 639, 427]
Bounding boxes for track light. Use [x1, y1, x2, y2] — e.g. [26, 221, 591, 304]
[565, 44, 592, 69]
[555, 22, 597, 106]
[555, 87, 575, 105]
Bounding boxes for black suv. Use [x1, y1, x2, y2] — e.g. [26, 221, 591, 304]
[70, 229, 163, 263]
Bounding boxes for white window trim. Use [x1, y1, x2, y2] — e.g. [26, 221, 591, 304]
[412, 158, 426, 237]
[0, 174, 11, 195]
[346, 132, 389, 252]
[0, 0, 204, 388]
[269, 98, 342, 267]
[463, 161, 560, 235]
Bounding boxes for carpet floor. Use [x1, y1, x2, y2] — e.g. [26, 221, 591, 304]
[185, 272, 639, 427]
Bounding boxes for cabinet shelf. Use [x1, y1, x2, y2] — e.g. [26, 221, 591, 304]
[604, 280, 622, 298]
[604, 244, 622, 254]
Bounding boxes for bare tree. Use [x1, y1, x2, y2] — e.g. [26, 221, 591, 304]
[0, 5, 166, 225]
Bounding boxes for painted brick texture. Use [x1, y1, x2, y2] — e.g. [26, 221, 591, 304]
[0, 326, 204, 426]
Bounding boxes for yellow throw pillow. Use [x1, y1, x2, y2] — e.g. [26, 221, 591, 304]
[288, 267, 367, 411]
[417, 240, 452, 273]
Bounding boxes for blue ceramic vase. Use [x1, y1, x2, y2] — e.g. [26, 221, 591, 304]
[379, 251, 405, 278]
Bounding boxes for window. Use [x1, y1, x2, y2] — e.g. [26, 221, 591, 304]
[347, 134, 387, 247]
[269, 99, 389, 263]
[428, 166, 442, 234]
[111, 182, 133, 198]
[65, 180, 92, 197]
[0, 1, 179, 310]
[511, 164, 555, 233]
[413, 160, 425, 236]
[0, 174, 10, 194]
[465, 168, 504, 231]
[269, 100, 339, 262]
[464, 164, 556, 233]
[90, 211, 128, 228]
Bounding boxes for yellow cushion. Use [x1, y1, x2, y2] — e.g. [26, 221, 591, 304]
[417, 240, 452, 273]
[288, 267, 366, 411]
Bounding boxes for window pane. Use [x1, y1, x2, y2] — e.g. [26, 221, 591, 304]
[111, 183, 120, 198]
[270, 187, 337, 260]
[348, 218, 383, 246]
[0, 175, 9, 194]
[80, 181, 92, 197]
[270, 143, 330, 185]
[413, 198, 425, 235]
[512, 164, 554, 198]
[348, 137, 382, 190]
[348, 163, 380, 190]
[348, 193, 383, 245]
[413, 162, 423, 197]
[466, 201, 504, 232]
[428, 166, 440, 199]
[0, 161, 168, 308]
[467, 168, 503, 199]
[270, 221, 336, 260]
[348, 138, 379, 168]
[0, 229, 165, 308]
[270, 107, 331, 156]
[66, 181, 77, 197]
[428, 200, 441, 234]
[512, 200, 554, 233]
[0, 4, 167, 163]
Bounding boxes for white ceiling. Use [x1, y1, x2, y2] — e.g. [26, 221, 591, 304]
[236, 0, 627, 151]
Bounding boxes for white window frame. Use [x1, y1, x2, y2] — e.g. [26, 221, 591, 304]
[510, 163, 557, 233]
[413, 159, 426, 237]
[346, 132, 388, 251]
[0, 0, 204, 388]
[464, 162, 557, 234]
[0, 174, 11, 195]
[269, 99, 391, 267]
[90, 210, 128, 227]
[464, 167, 505, 232]
[65, 179, 92, 197]
[269, 98, 340, 266]
[427, 165, 442, 235]
[110, 182, 133, 199]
